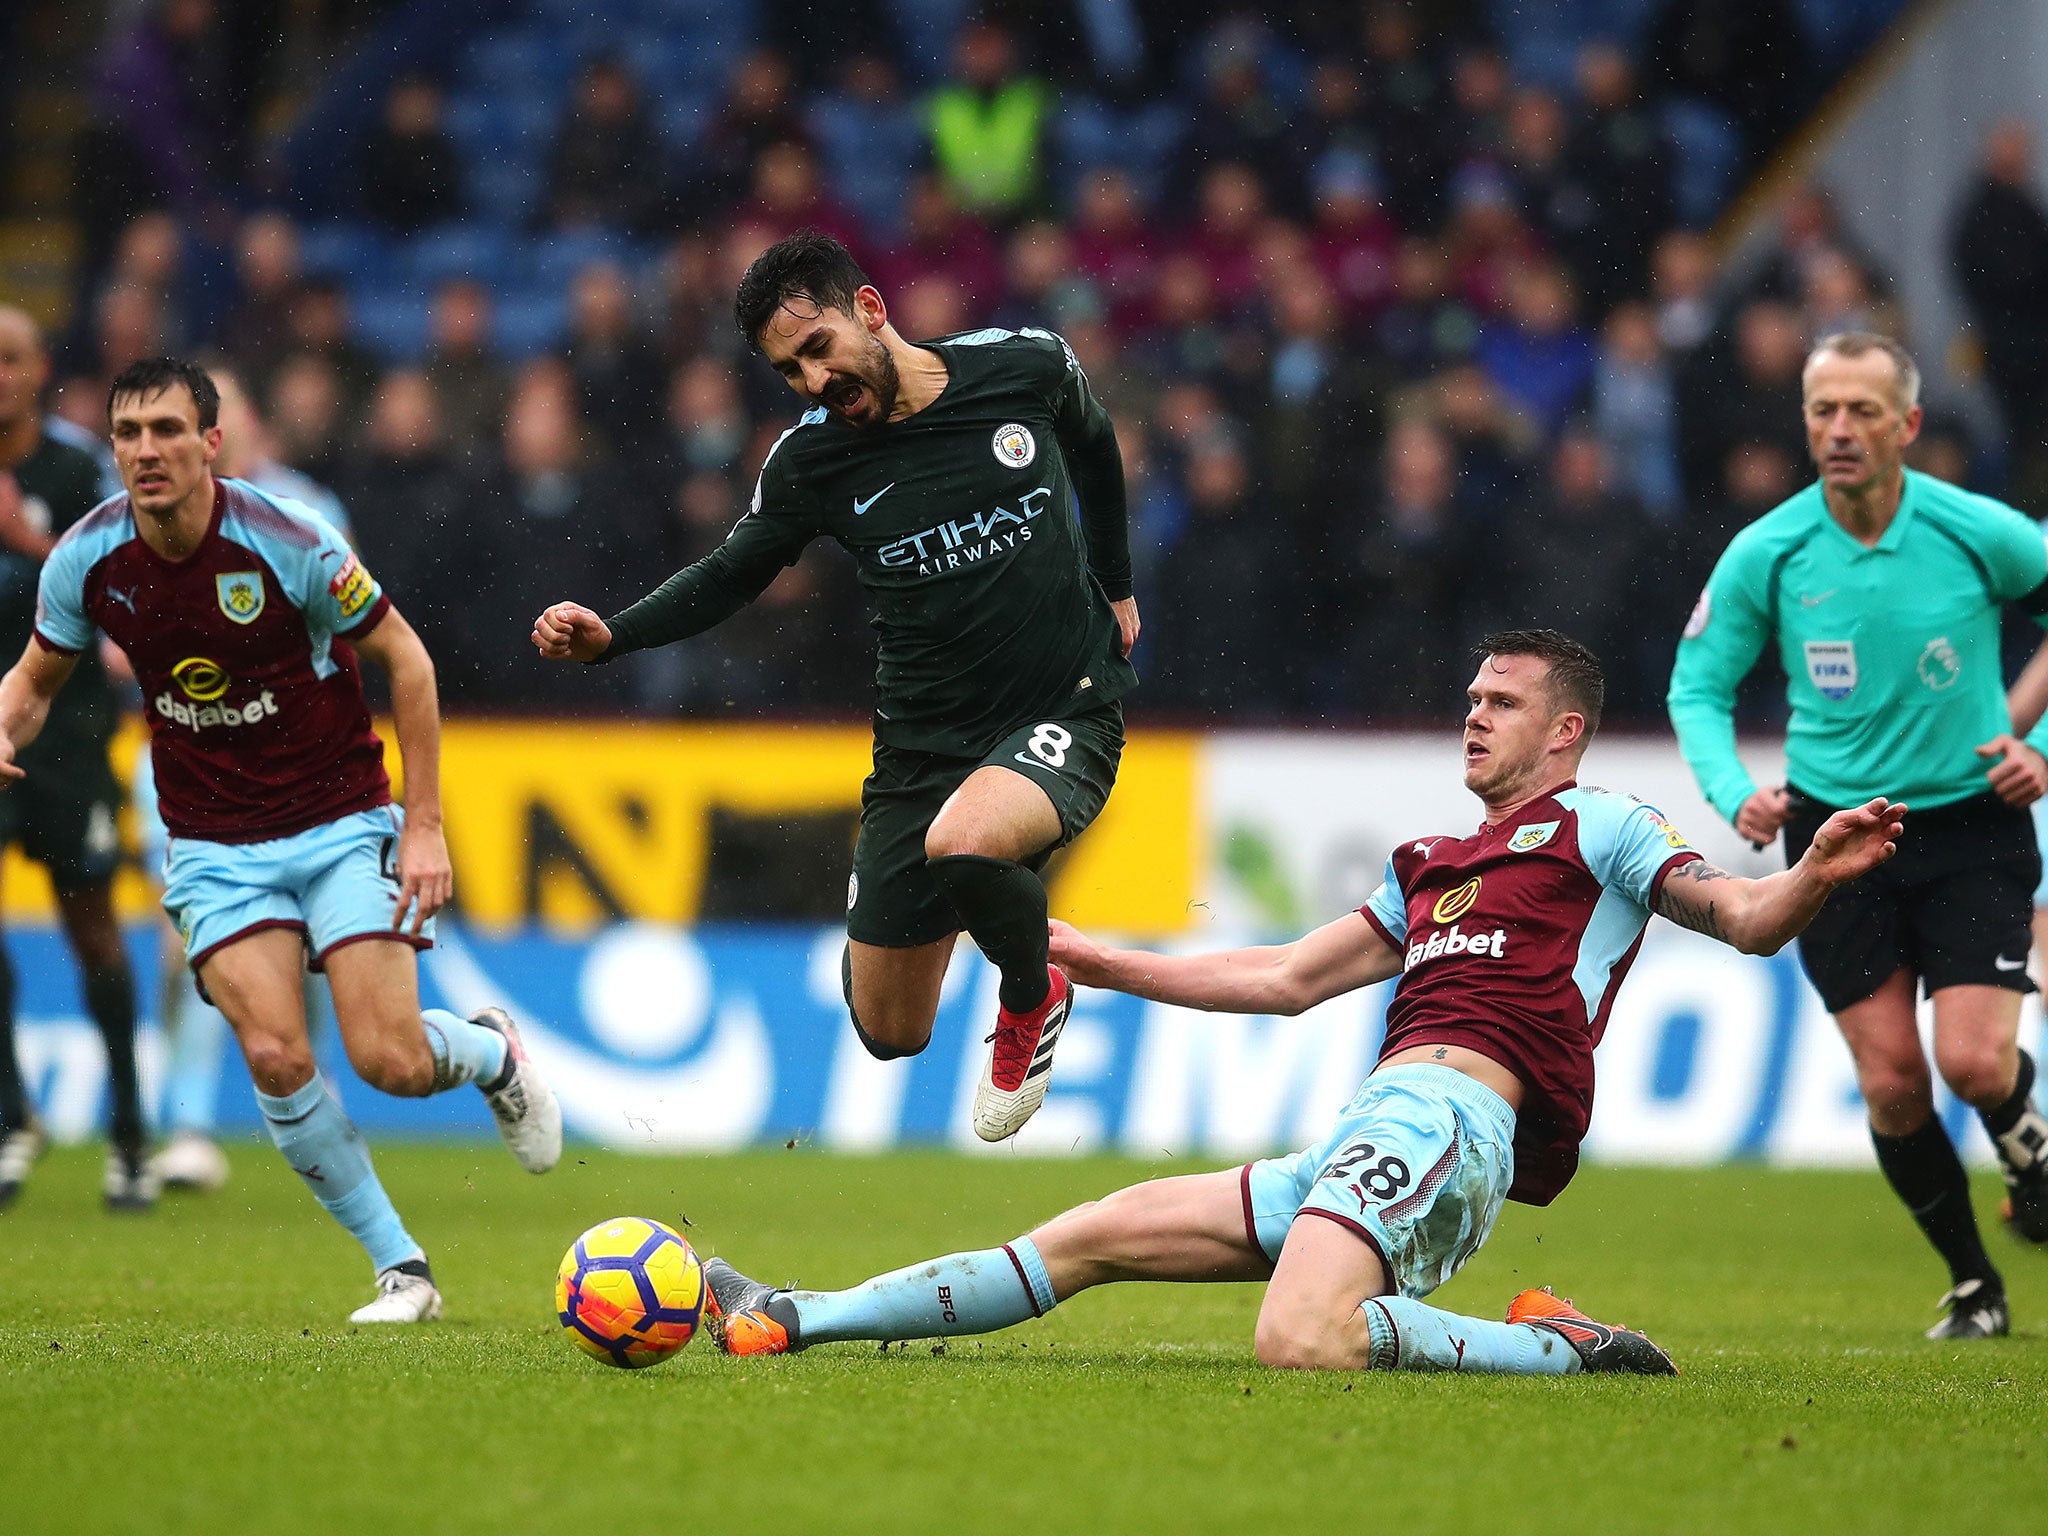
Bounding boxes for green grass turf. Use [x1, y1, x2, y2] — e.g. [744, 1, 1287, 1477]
[3, 1144, 2046, 1535]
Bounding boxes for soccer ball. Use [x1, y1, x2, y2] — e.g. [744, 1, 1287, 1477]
[556, 1216, 707, 1369]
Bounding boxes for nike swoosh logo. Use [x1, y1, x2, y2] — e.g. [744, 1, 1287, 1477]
[1996, 955, 2028, 971]
[1799, 590, 1837, 607]
[853, 484, 895, 516]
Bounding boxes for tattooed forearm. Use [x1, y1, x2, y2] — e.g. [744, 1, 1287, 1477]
[1666, 860, 1732, 886]
[1657, 889, 1727, 940]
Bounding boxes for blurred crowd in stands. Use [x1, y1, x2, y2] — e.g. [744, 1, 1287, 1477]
[37, 0, 2014, 727]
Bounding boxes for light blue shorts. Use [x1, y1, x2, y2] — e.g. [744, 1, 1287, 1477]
[162, 804, 432, 975]
[1242, 1064, 1517, 1300]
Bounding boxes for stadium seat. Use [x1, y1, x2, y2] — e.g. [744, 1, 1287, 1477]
[401, 224, 514, 288]
[1661, 98, 1743, 226]
[493, 291, 570, 357]
[350, 291, 434, 362]
[467, 157, 548, 228]
[523, 229, 637, 287]
[299, 223, 391, 284]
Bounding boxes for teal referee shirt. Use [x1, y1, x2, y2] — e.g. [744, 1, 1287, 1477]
[1668, 469, 2048, 820]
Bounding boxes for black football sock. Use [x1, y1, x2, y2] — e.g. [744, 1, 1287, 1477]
[82, 963, 146, 1152]
[0, 943, 24, 1134]
[1979, 1048, 2048, 1174]
[1871, 1116, 2000, 1290]
[926, 855, 1052, 1013]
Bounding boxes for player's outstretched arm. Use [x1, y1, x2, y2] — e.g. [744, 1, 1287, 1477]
[351, 610, 453, 934]
[1048, 912, 1401, 1016]
[0, 638, 79, 784]
[1652, 798, 1905, 955]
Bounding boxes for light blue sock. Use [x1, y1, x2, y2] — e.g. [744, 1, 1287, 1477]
[420, 1008, 508, 1092]
[790, 1237, 1058, 1344]
[1363, 1296, 1582, 1375]
[160, 966, 227, 1136]
[256, 1076, 421, 1272]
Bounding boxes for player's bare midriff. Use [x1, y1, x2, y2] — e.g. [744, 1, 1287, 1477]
[1377, 1041, 1526, 1112]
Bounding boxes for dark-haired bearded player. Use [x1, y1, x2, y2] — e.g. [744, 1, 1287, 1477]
[702, 632, 1902, 1374]
[535, 231, 1138, 1143]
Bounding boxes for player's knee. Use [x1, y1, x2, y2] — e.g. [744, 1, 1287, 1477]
[848, 1004, 930, 1060]
[241, 1036, 315, 1096]
[352, 1037, 435, 1098]
[1253, 1313, 1333, 1372]
[1933, 1038, 2011, 1105]
[1854, 1049, 1932, 1115]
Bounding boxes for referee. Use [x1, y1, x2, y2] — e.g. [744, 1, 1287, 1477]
[1669, 331, 2048, 1340]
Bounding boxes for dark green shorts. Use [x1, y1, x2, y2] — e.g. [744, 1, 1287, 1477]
[846, 695, 1124, 948]
[0, 734, 124, 891]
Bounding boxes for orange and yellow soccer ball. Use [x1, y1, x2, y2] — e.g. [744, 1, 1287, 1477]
[556, 1217, 707, 1369]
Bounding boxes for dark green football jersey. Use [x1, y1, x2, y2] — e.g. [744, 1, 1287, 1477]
[605, 327, 1136, 756]
[2, 427, 117, 755]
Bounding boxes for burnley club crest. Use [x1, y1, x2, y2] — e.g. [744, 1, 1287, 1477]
[217, 570, 265, 624]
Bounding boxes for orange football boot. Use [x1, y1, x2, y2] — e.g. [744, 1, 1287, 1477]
[1507, 1287, 1677, 1375]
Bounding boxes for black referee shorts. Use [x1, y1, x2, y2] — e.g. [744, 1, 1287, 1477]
[1783, 787, 2040, 1014]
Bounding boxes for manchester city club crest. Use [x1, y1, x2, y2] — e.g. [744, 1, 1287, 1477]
[992, 422, 1036, 468]
[216, 570, 265, 624]
[1508, 820, 1560, 853]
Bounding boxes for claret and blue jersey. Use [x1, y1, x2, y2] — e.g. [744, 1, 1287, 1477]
[33, 477, 394, 843]
[1359, 783, 1704, 1205]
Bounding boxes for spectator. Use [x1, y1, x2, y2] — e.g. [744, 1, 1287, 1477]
[1349, 418, 1478, 717]
[650, 231, 724, 363]
[281, 278, 379, 415]
[1678, 435, 1802, 594]
[1067, 169, 1156, 334]
[92, 0, 237, 221]
[264, 352, 348, 487]
[565, 262, 668, 458]
[650, 356, 752, 489]
[1593, 301, 1683, 520]
[1433, 361, 1534, 510]
[991, 220, 1088, 332]
[74, 284, 168, 393]
[1953, 120, 2048, 503]
[924, 19, 1050, 224]
[221, 211, 305, 385]
[1378, 237, 1482, 379]
[1444, 166, 1542, 317]
[1150, 432, 1284, 718]
[458, 363, 650, 707]
[1476, 262, 1596, 437]
[807, 53, 922, 239]
[544, 55, 664, 233]
[1509, 429, 1661, 714]
[1503, 86, 1608, 306]
[1187, 162, 1274, 314]
[1647, 0, 1815, 166]
[1261, 267, 1394, 521]
[1307, 150, 1400, 323]
[1674, 298, 1808, 504]
[1568, 41, 1675, 307]
[104, 211, 199, 354]
[338, 371, 470, 660]
[360, 74, 463, 234]
[1301, 56, 1374, 178]
[1355, 0, 1458, 229]
[693, 49, 808, 216]
[741, 139, 859, 248]
[1173, 20, 1302, 215]
[1749, 181, 1889, 306]
[423, 278, 509, 464]
[1448, 43, 1512, 164]
[1651, 229, 1722, 355]
[874, 174, 1005, 315]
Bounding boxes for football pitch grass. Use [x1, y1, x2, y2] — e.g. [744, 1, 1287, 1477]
[4, 1145, 2046, 1534]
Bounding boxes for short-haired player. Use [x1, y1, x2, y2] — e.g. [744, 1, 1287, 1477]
[705, 632, 1904, 1372]
[0, 358, 562, 1322]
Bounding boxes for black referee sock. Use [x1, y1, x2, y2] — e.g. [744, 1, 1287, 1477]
[926, 855, 1052, 1013]
[1871, 1117, 2001, 1291]
[81, 964, 146, 1153]
[1980, 1049, 2048, 1174]
[0, 943, 25, 1134]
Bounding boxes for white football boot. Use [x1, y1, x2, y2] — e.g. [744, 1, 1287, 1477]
[972, 965, 1073, 1142]
[473, 1008, 562, 1173]
[350, 1261, 443, 1324]
[103, 1144, 162, 1212]
[152, 1131, 230, 1192]
[0, 1121, 45, 1209]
